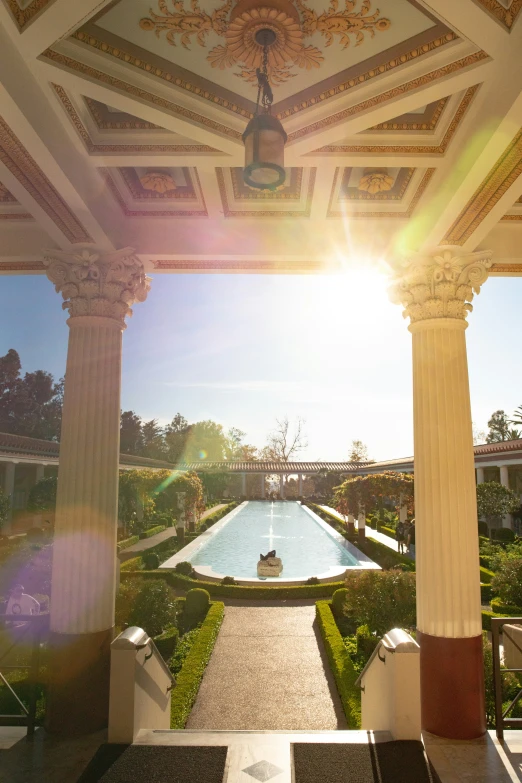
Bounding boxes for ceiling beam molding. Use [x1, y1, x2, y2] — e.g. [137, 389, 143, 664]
[4, 0, 116, 57]
[420, 0, 512, 52]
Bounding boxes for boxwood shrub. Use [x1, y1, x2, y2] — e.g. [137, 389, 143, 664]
[121, 569, 346, 599]
[153, 626, 179, 661]
[139, 524, 166, 540]
[120, 556, 143, 572]
[480, 566, 495, 584]
[316, 600, 360, 728]
[171, 601, 225, 728]
[117, 535, 140, 552]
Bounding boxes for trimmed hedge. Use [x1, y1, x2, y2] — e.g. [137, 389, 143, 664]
[198, 502, 238, 530]
[491, 528, 516, 543]
[139, 524, 166, 540]
[480, 566, 495, 584]
[120, 556, 142, 572]
[154, 626, 179, 661]
[491, 597, 522, 615]
[121, 569, 346, 599]
[316, 601, 360, 728]
[481, 583, 493, 604]
[171, 601, 225, 728]
[117, 535, 140, 552]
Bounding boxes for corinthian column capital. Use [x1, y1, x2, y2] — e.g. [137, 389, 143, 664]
[43, 245, 151, 327]
[388, 245, 492, 325]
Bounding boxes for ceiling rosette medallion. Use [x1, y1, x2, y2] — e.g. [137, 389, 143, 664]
[140, 0, 390, 84]
[358, 168, 394, 194]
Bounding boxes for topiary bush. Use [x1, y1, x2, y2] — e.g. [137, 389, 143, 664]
[128, 580, 176, 637]
[153, 626, 179, 661]
[331, 588, 348, 617]
[143, 552, 160, 571]
[175, 561, 194, 576]
[306, 577, 320, 585]
[356, 624, 379, 661]
[220, 576, 236, 585]
[492, 555, 522, 608]
[199, 523, 207, 532]
[478, 521, 489, 538]
[344, 570, 416, 636]
[185, 588, 210, 620]
[492, 528, 516, 543]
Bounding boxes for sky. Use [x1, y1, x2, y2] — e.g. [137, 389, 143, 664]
[0, 268, 520, 462]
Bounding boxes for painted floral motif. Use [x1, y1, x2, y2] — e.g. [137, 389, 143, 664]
[139, 0, 390, 85]
[140, 171, 178, 193]
[358, 168, 394, 194]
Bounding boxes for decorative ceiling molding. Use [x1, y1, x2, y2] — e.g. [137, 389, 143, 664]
[444, 127, 522, 244]
[43, 49, 243, 140]
[287, 54, 487, 143]
[52, 84, 219, 154]
[101, 167, 208, 217]
[490, 263, 522, 274]
[216, 167, 316, 217]
[327, 167, 434, 217]
[473, 0, 522, 30]
[0, 115, 92, 242]
[84, 97, 162, 130]
[340, 167, 414, 200]
[70, 23, 458, 122]
[152, 258, 327, 272]
[0, 260, 45, 270]
[368, 97, 449, 132]
[72, 29, 254, 120]
[3, 0, 54, 30]
[314, 85, 479, 155]
[501, 213, 522, 220]
[0, 212, 34, 220]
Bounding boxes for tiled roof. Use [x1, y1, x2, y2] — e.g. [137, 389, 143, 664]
[178, 461, 363, 473]
[474, 439, 522, 454]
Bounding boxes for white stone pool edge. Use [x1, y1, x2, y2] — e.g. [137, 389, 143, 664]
[159, 501, 380, 585]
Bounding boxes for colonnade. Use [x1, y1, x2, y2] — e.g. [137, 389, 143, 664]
[42, 243, 491, 739]
[237, 472, 304, 499]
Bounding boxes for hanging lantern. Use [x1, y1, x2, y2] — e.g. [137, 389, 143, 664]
[243, 29, 287, 191]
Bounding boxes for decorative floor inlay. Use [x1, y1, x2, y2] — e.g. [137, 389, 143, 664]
[242, 759, 285, 781]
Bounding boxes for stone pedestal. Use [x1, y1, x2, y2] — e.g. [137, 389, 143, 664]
[43, 247, 149, 734]
[257, 557, 283, 577]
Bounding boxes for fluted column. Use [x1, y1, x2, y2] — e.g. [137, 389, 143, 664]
[298, 474, 303, 496]
[241, 472, 247, 497]
[43, 246, 150, 734]
[500, 465, 512, 528]
[390, 245, 492, 739]
[476, 467, 485, 485]
[279, 474, 285, 499]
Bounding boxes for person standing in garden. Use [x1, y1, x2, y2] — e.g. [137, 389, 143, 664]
[403, 519, 411, 552]
[408, 519, 416, 560]
[396, 520, 406, 554]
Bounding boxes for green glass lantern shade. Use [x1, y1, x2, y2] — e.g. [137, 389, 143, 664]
[242, 113, 287, 191]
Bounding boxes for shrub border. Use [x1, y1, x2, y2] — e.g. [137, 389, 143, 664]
[316, 600, 360, 728]
[139, 524, 166, 540]
[121, 569, 345, 599]
[117, 534, 139, 552]
[171, 601, 224, 728]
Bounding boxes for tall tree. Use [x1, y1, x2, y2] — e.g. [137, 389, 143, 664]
[164, 413, 191, 463]
[486, 410, 511, 443]
[120, 411, 144, 454]
[183, 420, 230, 462]
[349, 439, 369, 462]
[142, 419, 166, 459]
[0, 349, 63, 440]
[262, 416, 307, 461]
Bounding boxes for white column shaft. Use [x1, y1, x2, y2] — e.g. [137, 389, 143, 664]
[51, 316, 122, 635]
[476, 467, 485, 484]
[298, 474, 303, 496]
[261, 474, 265, 498]
[280, 474, 285, 498]
[241, 473, 246, 496]
[500, 465, 512, 528]
[411, 319, 481, 638]
[3, 461, 15, 500]
[36, 464, 45, 482]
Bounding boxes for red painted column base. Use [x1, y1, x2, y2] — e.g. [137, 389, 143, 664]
[418, 630, 486, 740]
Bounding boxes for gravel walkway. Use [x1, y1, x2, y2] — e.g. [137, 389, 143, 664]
[119, 504, 227, 559]
[186, 605, 347, 731]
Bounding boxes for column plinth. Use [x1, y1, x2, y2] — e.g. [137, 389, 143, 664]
[43, 246, 150, 734]
[390, 246, 492, 740]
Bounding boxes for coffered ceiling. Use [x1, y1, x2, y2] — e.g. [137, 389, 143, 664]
[0, 0, 522, 276]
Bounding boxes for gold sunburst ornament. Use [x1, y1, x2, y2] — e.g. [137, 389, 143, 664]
[140, 171, 178, 193]
[140, 0, 390, 85]
[358, 168, 394, 194]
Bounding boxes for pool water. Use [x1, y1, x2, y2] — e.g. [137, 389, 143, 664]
[189, 501, 360, 579]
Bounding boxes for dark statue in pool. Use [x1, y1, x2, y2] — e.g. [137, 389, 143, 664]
[259, 549, 276, 561]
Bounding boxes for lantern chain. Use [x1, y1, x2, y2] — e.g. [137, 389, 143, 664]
[255, 38, 273, 115]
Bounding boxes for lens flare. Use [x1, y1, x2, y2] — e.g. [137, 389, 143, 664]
[199, 449, 208, 460]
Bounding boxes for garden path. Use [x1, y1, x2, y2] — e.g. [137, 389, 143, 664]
[186, 604, 347, 731]
[120, 504, 227, 559]
[320, 506, 411, 556]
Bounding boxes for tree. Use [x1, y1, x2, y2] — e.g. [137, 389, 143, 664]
[476, 481, 520, 526]
[472, 423, 486, 445]
[0, 349, 63, 440]
[164, 413, 191, 463]
[486, 410, 511, 443]
[348, 440, 370, 462]
[262, 416, 307, 461]
[511, 405, 522, 428]
[120, 410, 144, 454]
[183, 420, 230, 462]
[142, 419, 166, 460]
